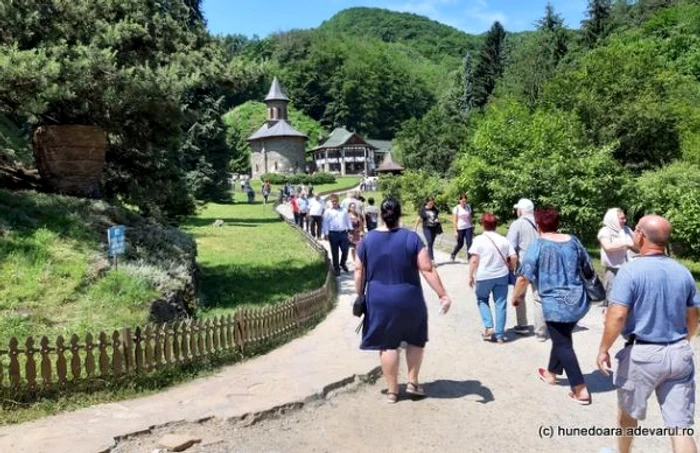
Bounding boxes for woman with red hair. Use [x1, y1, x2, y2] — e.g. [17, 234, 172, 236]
[468, 213, 517, 343]
[512, 206, 593, 405]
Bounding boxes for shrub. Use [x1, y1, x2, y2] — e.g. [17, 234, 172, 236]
[259, 172, 336, 185]
[378, 174, 402, 204]
[636, 162, 700, 259]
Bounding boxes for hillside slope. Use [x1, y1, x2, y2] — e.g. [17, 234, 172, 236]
[319, 7, 482, 65]
[0, 189, 196, 345]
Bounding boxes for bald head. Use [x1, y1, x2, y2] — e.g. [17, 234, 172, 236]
[638, 215, 672, 247]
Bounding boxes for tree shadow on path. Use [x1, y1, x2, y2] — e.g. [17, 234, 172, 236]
[420, 379, 495, 403]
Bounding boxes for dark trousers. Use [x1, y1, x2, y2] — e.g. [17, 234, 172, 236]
[293, 211, 300, 226]
[423, 226, 438, 260]
[299, 212, 307, 230]
[546, 321, 585, 388]
[451, 227, 474, 258]
[310, 216, 323, 238]
[328, 230, 349, 272]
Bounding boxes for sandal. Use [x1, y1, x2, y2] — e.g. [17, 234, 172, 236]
[406, 382, 426, 397]
[568, 391, 592, 406]
[386, 392, 399, 404]
[537, 368, 556, 385]
[481, 328, 494, 341]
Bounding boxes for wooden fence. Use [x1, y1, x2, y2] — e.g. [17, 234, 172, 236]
[0, 216, 336, 401]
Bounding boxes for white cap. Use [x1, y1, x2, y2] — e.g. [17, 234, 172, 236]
[513, 198, 534, 212]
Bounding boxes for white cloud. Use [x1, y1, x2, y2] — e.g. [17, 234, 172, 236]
[382, 0, 508, 33]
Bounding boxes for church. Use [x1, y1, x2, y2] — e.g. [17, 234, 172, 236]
[247, 78, 307, 179]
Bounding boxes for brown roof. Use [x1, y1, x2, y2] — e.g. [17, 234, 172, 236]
[376, 152, 404, 172]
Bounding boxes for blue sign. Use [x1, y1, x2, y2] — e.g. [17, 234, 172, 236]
[107, 226, 125, 257]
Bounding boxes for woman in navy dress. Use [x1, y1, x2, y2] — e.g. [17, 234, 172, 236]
[354, 198, 452, 403]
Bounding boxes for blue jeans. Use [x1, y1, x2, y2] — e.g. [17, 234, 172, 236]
[423, 226, 438, 260]
[475, 275, 509, 340]
[451, 227, 474, 259]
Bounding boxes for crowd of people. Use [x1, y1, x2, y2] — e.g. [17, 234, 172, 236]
[290, 190, 698, 453]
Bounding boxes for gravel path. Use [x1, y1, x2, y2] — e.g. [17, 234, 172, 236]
[113, 244, 699, 453]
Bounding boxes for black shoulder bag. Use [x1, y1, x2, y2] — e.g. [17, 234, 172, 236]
[352, 247, 368, 317]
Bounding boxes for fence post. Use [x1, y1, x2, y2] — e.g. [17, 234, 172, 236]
[25, 337, 37, 392]
[40, 336, 51, 387]
[70, 334, 81, 381]
[121, 328, 133, 374]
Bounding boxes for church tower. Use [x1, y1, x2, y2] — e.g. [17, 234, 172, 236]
[247, 77, 307, 178]
[265, 77, 289, 124]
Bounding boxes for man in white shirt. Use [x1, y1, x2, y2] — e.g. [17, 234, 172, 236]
[323, 194, 353, 276]
[308, 194, 325, 239]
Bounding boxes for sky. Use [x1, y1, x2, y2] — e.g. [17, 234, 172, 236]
[202, 0, 589, 38]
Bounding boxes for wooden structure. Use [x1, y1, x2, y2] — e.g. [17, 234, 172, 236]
[375, 152, 404, 175]
[308, 127, 378, 176]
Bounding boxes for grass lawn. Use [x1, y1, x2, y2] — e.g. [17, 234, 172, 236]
[0, 191, 164, 347]
[182, 191, 328, 318]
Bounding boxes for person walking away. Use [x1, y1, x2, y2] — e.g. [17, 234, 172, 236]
[308, 194, 324, 239]
[262, 181, 271, 204]
[347, 202, 364, 262]
[322, 193, 352, 276]
[468, 213, 516, 344]
[298, 194, 309, 231]
[507, 198, 547, 339]
[598, 208, 637, 309]
[450, 194, 474, 262]
[290, 194, 300, 226]
[365, 197, 380, 231]
[597, 215, 699, 453]
[355, 198, 453, 403]
[414, 196, 442, 264]
[513, 206, 592, 404]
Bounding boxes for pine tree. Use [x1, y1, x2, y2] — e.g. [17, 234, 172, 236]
[582, 0, 612, 48]
[461, 52, 474, 114]
[537, 3, 568, 69]
[471, 21, 507, 109]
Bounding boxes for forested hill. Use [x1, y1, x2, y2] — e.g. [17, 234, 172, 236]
[319, 7, 482, 65]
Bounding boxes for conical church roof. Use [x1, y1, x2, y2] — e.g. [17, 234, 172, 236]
[265, 77, 290, 102]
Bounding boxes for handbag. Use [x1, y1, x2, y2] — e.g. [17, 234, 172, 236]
[352, 247, 368, 317]
[435, 222, 443, 235]
[574, 238, 606, 302]
[484, 234, 517, 285]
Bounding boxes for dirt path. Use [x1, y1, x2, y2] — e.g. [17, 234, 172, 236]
[113, 243, 699, 453]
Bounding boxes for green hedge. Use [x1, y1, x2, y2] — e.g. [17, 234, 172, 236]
[259, 172, 336, 185]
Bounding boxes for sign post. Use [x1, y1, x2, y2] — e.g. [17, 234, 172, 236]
[107, 225, 125, 269]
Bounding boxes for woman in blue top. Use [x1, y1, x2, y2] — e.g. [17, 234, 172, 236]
[513, 206, 593, 405]
[355, 198, 452, 404]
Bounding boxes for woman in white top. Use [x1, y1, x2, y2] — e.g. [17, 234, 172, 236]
[450, 193, 474, 262]
[468, 213, 517, 343]
[597, 208, 637, 306]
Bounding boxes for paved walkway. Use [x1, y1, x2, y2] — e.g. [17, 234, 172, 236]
[0, 202, 377, 453]
[112, 218, 700, 453]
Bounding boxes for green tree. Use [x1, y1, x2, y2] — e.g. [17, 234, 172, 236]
[461, 52, 475, 113]
[0, 0, 254, 218]
[582, 0, 613, 48]
[471, 22, 507, 108]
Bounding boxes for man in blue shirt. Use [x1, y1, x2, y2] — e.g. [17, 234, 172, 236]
[598, 215, 699, 453]
[322, 193, 353, 276]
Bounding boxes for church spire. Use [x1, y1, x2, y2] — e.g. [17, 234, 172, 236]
[265, 77, 290, 124]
